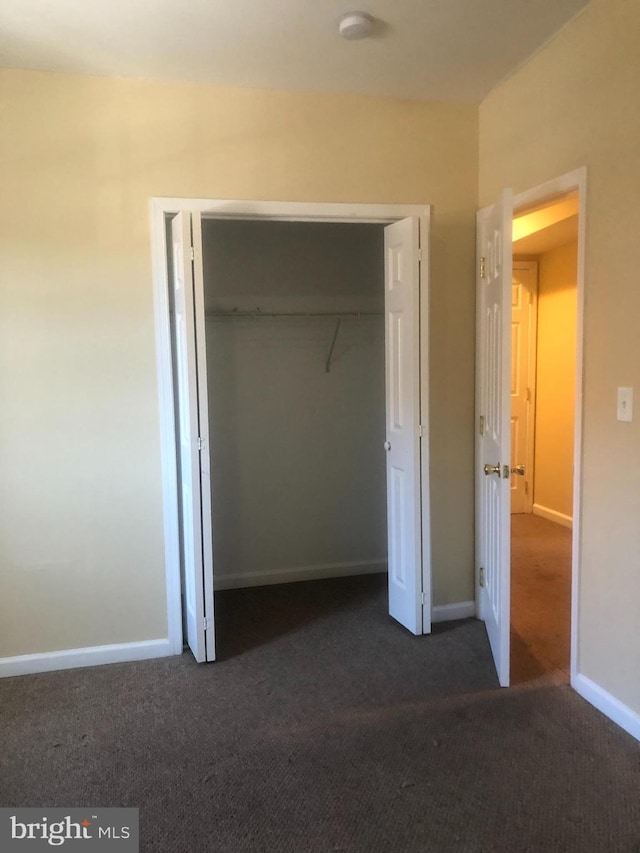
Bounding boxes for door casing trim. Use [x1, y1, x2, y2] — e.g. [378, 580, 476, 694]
[150, 198, 432, 654]
[474, 167, 587, 687]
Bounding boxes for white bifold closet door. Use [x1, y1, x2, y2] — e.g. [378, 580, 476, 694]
[384, 217, 430, 636]
[476, 190, 513, 686]
[171, 211, 215, 663]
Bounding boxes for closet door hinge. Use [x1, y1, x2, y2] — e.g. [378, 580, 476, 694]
[418, 424, 425, 438]
[190, 246, 195, 262]
[197, 436, 204, 451]
[203, 616, 212, 631]
[420, 592, 427, 606]
[418, 248, 423, 262]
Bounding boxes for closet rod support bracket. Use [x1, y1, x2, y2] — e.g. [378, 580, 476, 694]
[325, 319, 342, 373]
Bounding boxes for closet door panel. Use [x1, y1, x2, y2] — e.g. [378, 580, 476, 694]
[172, 212, 215, 663]
[384, 217, 424, 635]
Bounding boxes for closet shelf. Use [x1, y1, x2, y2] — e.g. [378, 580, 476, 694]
[206, 309, 383, 374]
[206, 310, 383, 318]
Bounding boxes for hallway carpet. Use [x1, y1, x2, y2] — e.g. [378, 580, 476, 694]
[511, 514, 572, 684]
[1, 574, 639, 852]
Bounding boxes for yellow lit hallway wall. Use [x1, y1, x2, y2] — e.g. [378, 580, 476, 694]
[534, 241, 577, 522]
[0, 68, 478, 661]
[480, 0, 640, 714]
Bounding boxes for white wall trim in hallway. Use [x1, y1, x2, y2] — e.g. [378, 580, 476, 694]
[431, 601, 476, 623]
[573, 673, 640, 743]
[532, 503, 573, 529]
[0, 639, 175, 679]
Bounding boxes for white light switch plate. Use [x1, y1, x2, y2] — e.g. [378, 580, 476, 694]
[617, 386, 633, 422]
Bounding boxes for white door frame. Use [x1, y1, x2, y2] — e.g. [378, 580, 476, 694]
[149, 197, 432, 655]
[475, 167, 586, 687]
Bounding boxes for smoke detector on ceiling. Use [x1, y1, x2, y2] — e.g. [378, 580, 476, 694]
[338, 11, 374, 40]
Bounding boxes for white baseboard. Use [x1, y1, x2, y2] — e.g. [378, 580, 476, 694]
[0, 638, 176, 679]
[533, 503, 573, 529]
[214, 559, 387, 591]
[432, 600, 476, 623]
[572, 672, 640, 743]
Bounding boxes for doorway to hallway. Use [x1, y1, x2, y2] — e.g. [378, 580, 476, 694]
[510, 192, 579, 684]
[475, 168, 585, 689]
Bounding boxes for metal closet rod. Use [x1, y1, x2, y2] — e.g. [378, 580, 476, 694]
[206, 309, 383, 317]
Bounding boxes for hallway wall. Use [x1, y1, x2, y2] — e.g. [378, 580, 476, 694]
[534, 240, 577, 522]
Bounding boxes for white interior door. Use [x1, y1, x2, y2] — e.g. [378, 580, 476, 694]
[476, 190, 513, 686]
[384, 217, 427, 635]
[172, 211, 215, 663]
[511, 261, 538, 514]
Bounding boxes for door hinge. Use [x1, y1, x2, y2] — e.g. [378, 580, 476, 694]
[524, 480, 529, 496]
[420, 592, 427, 606]
[197, 436, 204, 451]
[479, 567, 485, 588]
[419, 424, 424, 438]
[203, 616, 212, 631]
[190, 246, 195, 262]
[479, 415, 485, 436]
[418, 248, 423, 262]
[480, 257, 486, 279]
[526, 387, 532, 403]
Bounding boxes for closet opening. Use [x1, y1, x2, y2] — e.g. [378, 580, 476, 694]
[155, 199, 432, 663]
[203, 219, 388, 657]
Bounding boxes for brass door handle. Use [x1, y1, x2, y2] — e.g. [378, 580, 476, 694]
[483, 463, 501, 476]
[511, 464, 525, 476]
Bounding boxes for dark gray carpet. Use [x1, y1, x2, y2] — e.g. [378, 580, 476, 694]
[1, 574, 639, 852]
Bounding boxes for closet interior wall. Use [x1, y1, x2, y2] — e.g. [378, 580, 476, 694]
[201, 219, 388, 590]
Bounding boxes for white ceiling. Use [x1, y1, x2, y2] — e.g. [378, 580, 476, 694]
[0, 0, 589, 102]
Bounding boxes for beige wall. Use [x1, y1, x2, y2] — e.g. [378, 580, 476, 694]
[480, 0, 640, 712]
[0, 68, 478, 658]
[534, 241, 577, 519]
